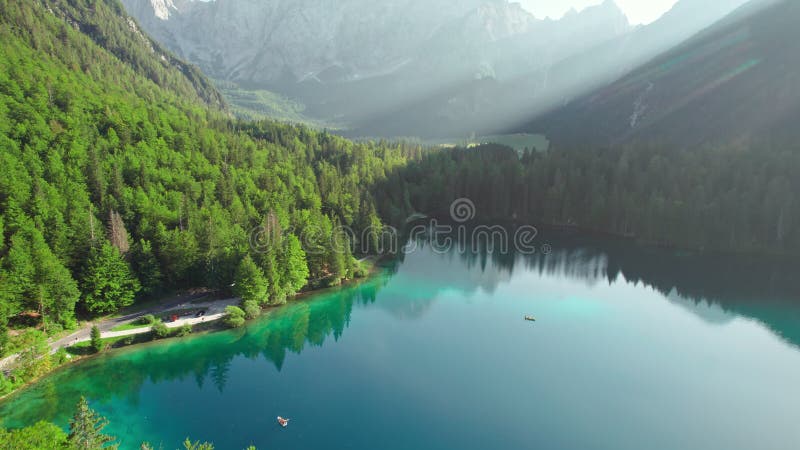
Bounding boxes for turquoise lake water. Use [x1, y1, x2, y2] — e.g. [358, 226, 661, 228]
[2, 235, 800, 449]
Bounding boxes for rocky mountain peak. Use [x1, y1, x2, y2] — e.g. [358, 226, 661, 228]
[151, 0, 176, 20]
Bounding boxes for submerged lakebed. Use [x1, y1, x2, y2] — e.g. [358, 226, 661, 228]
[2, 234, 800, 450]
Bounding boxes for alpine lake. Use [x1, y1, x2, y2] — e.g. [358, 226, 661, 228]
[2, 230, 800, 450]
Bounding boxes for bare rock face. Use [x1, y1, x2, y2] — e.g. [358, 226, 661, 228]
[122, 0, 490, 84]
[118, 0, 752, 138]
[123, 0, 181, 23]
[118, 0, 638, 136]
[121, 0, 630, 85]
[149, 0, 177, 20]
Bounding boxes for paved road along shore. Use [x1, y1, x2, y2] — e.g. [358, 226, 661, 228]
[72, 301, 235, 343]
[66, 298, 239, 345]
[0, 297, 239, 372]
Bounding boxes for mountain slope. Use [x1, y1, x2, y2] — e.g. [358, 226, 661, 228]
[122, 0, 490, 86]
[42, 0, 224, 108]
[346, 0, 752, 137]
[0, 0, 416, 357]
[530, 0, 792, 148]
[120, 0, 631, 136]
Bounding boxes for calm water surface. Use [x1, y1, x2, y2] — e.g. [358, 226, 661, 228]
[2, 236, 800, 450]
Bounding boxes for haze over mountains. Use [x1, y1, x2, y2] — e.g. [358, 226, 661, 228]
[122, 0, 750, 138]
[2, 1, 800, 430]
[530, 0, 793, 149]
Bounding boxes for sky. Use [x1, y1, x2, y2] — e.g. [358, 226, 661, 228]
[518, 0, 679, 25]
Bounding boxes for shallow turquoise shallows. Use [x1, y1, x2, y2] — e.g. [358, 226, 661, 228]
[3, 234, 800, 450]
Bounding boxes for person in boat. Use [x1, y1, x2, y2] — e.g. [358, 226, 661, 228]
[277, 416, 290, 427]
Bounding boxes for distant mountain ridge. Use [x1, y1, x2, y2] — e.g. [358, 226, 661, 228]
[528, 0, 791, 149]
[351, 0, 752, 137]
[120, 0, 633, 135]
[122, 0, 752, 138]
[123, 0, 494, 85]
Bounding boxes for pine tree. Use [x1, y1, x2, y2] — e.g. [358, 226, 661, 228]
[182, 438, 214, 450]
[30, 227, 81, 330]
[328, 247, 346, 286]
[0, 309, 8, 356]
[327, 219, 351, 285]
[280, 234, 309, 296]
[5, 226, 81, 329]
[81, 242, 141, 315]
[1, 234, 33, 321]
[256, 249, 285, 305]
[68, 396, 117, 449]
[130, 239, 162, 296]
[90, 325, 102, 353]
[233, 255, 268, 305]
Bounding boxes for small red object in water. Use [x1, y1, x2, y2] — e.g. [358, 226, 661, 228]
[277, 416, 289, 427]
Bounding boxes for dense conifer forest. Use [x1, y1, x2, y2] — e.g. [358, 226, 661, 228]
[1, 0, 799, 406]
[0, 0, 420, 360]
[383, 143, 799, 255]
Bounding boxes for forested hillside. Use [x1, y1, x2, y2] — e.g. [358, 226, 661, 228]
[382, 143, 799, 256]
[2, 0, 798, 366]
[0, 0, 420, 355]
[43, 0, 224, 108]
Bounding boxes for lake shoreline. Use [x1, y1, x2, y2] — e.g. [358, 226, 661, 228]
[413, 217, 800, 260]
[4, 240, 800, 449]
[0, 257, 387, 403]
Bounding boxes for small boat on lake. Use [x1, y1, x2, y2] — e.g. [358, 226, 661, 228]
[277, 416, 290, 427]
[524, 316, 536, 322]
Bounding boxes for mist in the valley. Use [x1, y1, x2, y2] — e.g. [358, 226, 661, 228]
[124, 0, 760, 138]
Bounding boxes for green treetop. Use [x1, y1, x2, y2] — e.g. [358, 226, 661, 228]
[81, 242, 141, 316]
[68, 396, 117, 449]
[233, 255, 269, 305]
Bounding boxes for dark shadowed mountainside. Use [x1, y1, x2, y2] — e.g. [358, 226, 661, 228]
[528, 0, 795, 149]
[357, 0, 753, 138]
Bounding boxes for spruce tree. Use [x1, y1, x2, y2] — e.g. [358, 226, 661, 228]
[281, 234, 309, 295]
[0, 309, 8, 356]
[81, 242, 141, 315]
[257, 250, 285, 305]
[68, 396, 117, 449]
[130, 239, 162, 296]
[182, 439, 214, 450]
[233, 255, 268, 305]
[90, 326, 102, 353]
